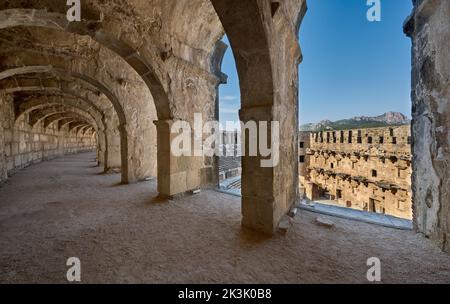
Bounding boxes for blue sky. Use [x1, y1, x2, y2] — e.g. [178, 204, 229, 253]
[218, 35, 240, 127]
[219, 0, 413, 126]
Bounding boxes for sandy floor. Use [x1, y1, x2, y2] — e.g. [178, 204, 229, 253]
[0, 152, 449, 283]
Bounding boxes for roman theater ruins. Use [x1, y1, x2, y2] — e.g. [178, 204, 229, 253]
[0, 0, 449, 283]
[300, 126, 413, 220]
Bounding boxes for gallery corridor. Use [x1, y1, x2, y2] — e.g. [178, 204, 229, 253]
[0, 152, 449, 283]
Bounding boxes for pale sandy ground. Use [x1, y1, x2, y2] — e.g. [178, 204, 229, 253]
[0, 152, 449, 284]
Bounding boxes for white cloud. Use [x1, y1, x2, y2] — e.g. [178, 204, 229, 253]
[220, 107, 239, 114]
[221, 95, 238, 101]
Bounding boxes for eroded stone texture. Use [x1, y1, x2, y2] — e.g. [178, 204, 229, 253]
[405, 0, 450, 252]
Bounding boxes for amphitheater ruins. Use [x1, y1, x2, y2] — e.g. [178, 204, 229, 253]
[299, 125, 413, 219]
[0, 0, 449, 283]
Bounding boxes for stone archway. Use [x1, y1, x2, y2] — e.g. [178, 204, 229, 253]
[0, 8, 171, 120]
[0, 10, 166, 185]
[0, 65, 134, 183]
[211, 0, 306, 234]
[4, 85, 112, 169]
[293, 0, 449, 254]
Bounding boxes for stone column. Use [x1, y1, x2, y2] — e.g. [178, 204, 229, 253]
[239, 106, 280, 234]
[96, 128, 106, 167]
[104, 126, 121, 173]
[154, 120, 212, 197]
[0, 115, 6, 182]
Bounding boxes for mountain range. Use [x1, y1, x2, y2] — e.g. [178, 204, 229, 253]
[300, 112, 410, 132]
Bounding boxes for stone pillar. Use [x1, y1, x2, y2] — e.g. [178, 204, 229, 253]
[0, 115, 6, 183]
[154, 120, 212, 197]
[210, 0, 304, 235]
[239, 106, 281, 234]
[239, 104, 298, 235]
[56, 132, 64, 156]
[404, 0, 450, 253]
[104, 126, 121, 173]
[120, 123, 155, 184]
[96, 128, 106, 167]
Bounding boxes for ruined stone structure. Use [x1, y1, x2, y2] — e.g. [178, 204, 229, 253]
[0, 0, 448, 254]
[218, 130, 241, 181]
[0, 92, 96, 175]
[299, 126, 413, 220]
[298, 131, 311, 189]
[404, 0, 450, 254]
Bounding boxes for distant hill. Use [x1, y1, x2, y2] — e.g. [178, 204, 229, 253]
[300, 112, 410, 132]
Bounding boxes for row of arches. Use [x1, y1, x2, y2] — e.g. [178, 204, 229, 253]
[0, 0, 447, 250]
[0, 0, 305, 235]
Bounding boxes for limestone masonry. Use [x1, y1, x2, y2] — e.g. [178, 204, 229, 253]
[299, 125, 412, 219]
[0, 0, 448, 254]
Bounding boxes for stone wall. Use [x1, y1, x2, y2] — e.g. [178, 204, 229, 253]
[310, 125, 411, 157]
[298, 131, 311, 193]
[0, 93, 96, 183]
[300, 125, 412, 219]
[0, 112, 6, 182]
[405, 0, 450, 252]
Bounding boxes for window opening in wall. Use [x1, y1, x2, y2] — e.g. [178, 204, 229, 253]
[369, 199, 376, 213]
